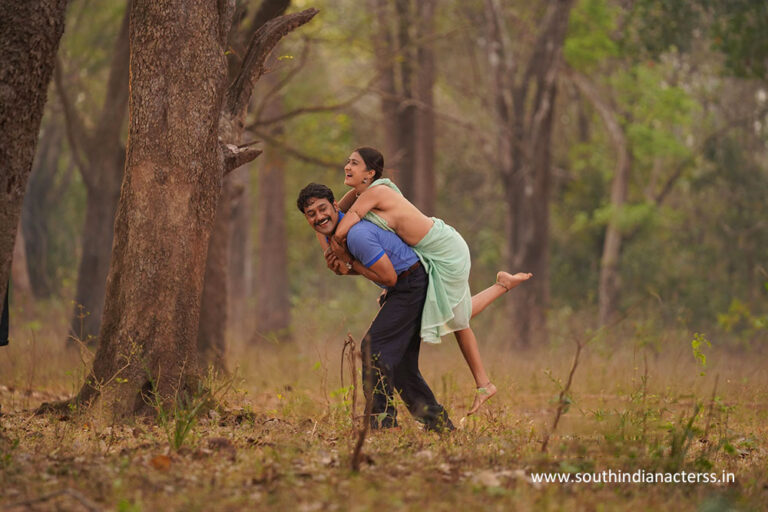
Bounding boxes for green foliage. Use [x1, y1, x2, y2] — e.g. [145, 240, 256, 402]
[146, 369, 234, 452]
[592, 201, 657, 233]
[565, 0, 619, 71]
[612, 63, 698, 163]
[662, 403, 701, 472]
[717, 299, 768, 342]
[711, 0, 768, 78]
[621, 0, 705, 59]
[691, 332, 711, 372]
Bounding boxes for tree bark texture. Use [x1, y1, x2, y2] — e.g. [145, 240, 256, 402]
[486, 0, 575, 347]
[41, 2, 311, 417]
[371, 0, 400, 166]
[253, 92, 291, 339]
[412, 0, 436, 215]
[0, 0, 68, 308]
[80, 0, 231, 417]
[393, 0, 417, 199]
[58, 4, 130, 344]
[371, 0, 435, 207]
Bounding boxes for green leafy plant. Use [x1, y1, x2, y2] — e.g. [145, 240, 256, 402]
[146, 367, 234, 451]
[691, 332, 711, 375]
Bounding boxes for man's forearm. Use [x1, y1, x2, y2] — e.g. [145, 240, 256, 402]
[350, 260, 388, 287]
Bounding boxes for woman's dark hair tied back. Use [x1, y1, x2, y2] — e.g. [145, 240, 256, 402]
[355, 146, 384, 181]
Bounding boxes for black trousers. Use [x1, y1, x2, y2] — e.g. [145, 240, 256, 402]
[362, 265, 452, 432]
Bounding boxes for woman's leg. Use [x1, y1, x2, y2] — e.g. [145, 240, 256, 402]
[454, 327, 498, 415]
[471, 271, 533, 318]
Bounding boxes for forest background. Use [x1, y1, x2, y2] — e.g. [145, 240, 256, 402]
[1, 0, 767, 510]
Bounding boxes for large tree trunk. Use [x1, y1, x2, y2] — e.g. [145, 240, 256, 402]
[58, 4, 130, 344]
[253, 97, 290, 339]
[0, 0, 68, 307]
[76, 0, 231, 417]
[56, 2, 316, 419]
[412, 0, 436, 215]
[487, 0, 575, 347]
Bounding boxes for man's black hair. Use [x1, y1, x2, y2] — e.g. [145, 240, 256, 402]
[297, 183, 335, 213]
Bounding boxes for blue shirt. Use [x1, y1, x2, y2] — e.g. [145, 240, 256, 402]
[339, 212, 419, 274]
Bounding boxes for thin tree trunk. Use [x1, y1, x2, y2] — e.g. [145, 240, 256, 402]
[22, 121, 65, 299]
[598, 177, 628, 326]
[371, 0, 399, 166]
[0, 0, 68, 306]
[198, 0, 292, 363]
[11, 222, 32, 297]
[505, 86, 557, 348]
[567, 69, 632, 326]
[254, 94, 290, 339]
[413, 0, 436, 215]
[487, 0, 575, 347]
[70, 183, 121, 342]
[227, 168, 252, 337]
[394, 0, 417, 198]
[58, 4, 130, 344]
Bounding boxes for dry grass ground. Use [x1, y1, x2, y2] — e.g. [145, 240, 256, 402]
[1, 298, 767, 511]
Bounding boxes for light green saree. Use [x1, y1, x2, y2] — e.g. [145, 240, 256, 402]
[363, 178, 472, 344]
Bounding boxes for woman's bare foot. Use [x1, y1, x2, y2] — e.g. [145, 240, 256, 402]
[495, 271, 533, 291]
[467, 382, 497, 415]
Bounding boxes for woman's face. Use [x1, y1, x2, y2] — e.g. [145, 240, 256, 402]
[344, 151, 373, 188]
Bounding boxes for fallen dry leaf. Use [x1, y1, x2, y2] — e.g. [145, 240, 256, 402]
[150, 454, 172, 471]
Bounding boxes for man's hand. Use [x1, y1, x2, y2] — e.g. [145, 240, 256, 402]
[330, 236, 351, 262]
[325, 247, 352, 275]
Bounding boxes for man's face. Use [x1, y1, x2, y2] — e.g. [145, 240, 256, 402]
[303, 197, 339, 236]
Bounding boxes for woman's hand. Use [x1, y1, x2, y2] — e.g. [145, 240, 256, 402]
[330, 236, 351, 262]
[324, 247, 351, 275]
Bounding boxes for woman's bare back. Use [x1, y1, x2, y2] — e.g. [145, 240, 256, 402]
[350, 185, 434, 246]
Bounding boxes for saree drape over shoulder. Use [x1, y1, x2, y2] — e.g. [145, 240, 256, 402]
[363, 178, 472, 344]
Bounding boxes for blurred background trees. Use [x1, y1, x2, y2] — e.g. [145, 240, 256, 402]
[11, 0, 768, 354]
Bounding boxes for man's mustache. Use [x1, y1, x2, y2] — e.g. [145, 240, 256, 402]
[314, 216, 332, 227]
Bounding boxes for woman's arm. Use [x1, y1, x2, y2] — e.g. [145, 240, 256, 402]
[337, 189, 358, 213]
[332, 186, 387, 242]
[316, 231, 330, 252]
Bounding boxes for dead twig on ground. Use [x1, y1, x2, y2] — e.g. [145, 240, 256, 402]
[340, 334, 358, 423]
[541, 335, 584, 453]
[351, 336, 372, 472]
